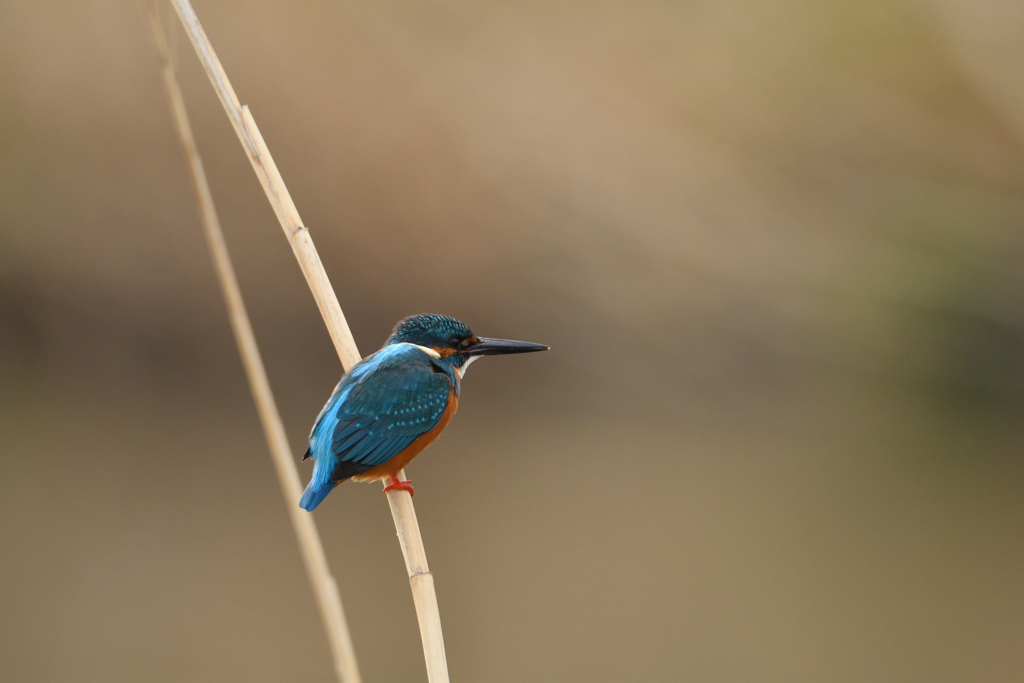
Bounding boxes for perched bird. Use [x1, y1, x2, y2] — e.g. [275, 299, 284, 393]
[300, 314, 548, 510]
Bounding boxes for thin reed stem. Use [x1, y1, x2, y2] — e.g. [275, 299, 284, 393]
[143, 5, 362, 682]
[163, 1, 450, 680]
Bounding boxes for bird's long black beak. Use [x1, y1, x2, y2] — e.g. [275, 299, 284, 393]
[467, 337, 550, 356]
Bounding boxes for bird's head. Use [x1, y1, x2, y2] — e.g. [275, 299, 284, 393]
[386, 314, 548, 369]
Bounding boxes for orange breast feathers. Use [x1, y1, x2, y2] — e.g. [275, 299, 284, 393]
[352, 384, 460, 482]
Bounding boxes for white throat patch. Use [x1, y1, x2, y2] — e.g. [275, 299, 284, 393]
[455, 354, 480, 379]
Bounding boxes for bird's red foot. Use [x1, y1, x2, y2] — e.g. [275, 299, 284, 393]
[383, 475, 414, 497]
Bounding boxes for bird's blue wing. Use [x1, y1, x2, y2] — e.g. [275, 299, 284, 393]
[300, 344, 452, 510]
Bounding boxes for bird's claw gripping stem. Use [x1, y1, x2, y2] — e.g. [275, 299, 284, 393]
[383, 475, 414, 497]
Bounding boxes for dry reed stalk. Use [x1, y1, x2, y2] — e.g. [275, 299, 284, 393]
[143, 5, 361, 682]
[164, 1, 450, 680]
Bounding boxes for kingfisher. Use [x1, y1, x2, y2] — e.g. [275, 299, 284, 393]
[299, 314, 548, 510]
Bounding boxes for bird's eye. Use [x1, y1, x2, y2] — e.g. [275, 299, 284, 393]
[448, 336, 461, 348]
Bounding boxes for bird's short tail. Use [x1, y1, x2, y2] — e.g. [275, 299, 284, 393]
[300, 450, 338, 511]
[299, 478, 335, 511]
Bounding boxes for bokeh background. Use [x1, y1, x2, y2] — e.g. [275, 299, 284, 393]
[2, 1, 1023, 681]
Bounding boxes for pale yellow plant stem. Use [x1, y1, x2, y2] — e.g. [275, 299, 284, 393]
[164, 1, 450, 680]
[144, 5, 361, 682]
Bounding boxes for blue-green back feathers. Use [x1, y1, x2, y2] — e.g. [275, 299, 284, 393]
[299, 343, 454, 510]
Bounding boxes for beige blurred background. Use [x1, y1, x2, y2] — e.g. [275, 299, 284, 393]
[2, 1, 1023, 681]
